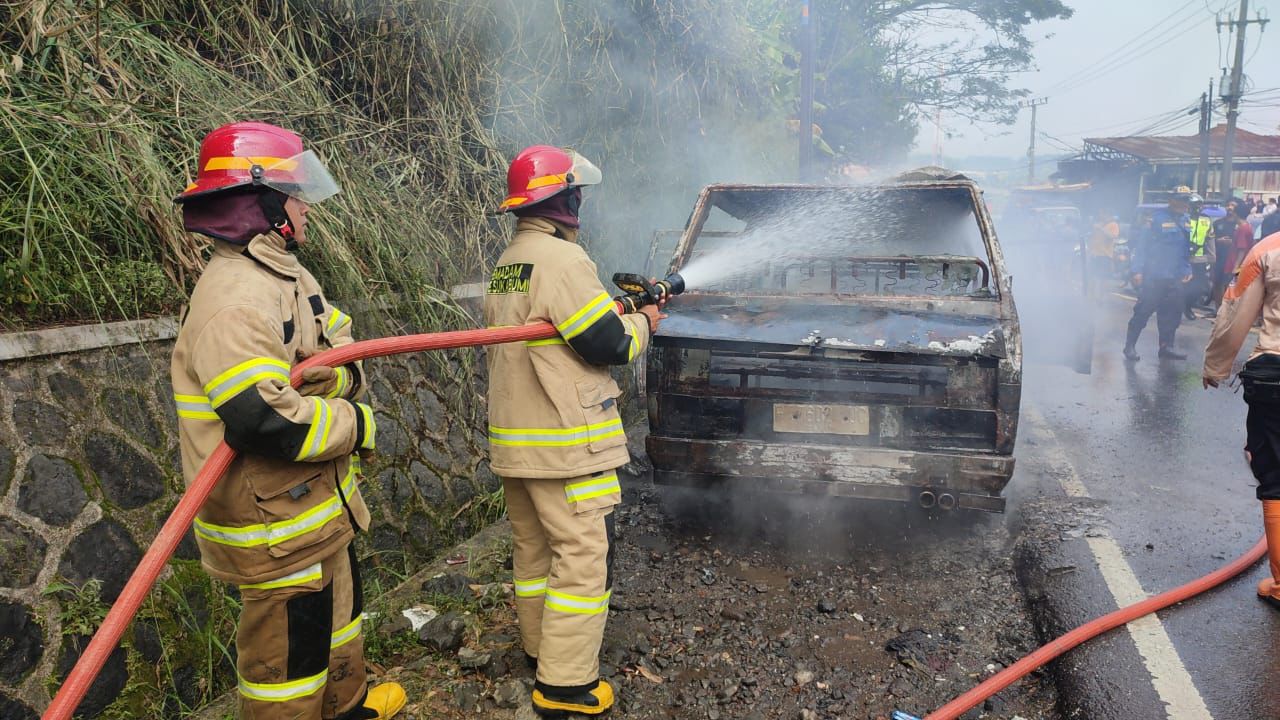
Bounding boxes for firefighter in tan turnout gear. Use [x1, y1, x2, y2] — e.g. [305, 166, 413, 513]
[170, 122, 405, 720]
[486, 145, 663, 716]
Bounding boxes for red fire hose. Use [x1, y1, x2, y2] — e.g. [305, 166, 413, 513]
[44, 317, 1269, 720]
[43, 322, 559, 720]
[898, 534, 1268, 720]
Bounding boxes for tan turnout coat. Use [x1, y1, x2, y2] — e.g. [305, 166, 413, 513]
[484, 217, 650, 479]
[171, 233, 374, 586]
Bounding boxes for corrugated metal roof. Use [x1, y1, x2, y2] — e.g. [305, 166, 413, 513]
[1086, 124, 1280, 162]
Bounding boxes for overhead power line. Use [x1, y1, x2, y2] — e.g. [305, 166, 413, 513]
[1043, 0, 1202, 93]
[1052, 9, 1214, 95]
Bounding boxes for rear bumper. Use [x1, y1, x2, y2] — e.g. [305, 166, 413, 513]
[646, 435, 1012, 512]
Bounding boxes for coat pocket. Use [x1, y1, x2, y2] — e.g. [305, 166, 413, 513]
[575, 377, 626, 453]
[243, 460, 346, 559]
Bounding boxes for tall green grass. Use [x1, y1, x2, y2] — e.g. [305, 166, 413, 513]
[0, 0, 791, 331]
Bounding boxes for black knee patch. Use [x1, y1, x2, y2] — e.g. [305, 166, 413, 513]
[348, 543, 364, 618]
[285, 580, 334, 679]
[604, 512, 616, 592]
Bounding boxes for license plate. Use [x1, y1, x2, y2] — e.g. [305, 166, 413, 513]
[773, 403, 869, 435]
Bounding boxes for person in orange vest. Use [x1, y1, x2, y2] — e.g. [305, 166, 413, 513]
[1204, 228, 1280, 609]
[171, 122, 405, 720]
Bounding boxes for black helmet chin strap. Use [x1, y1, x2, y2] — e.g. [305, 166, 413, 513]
[256, 188, 298, 251]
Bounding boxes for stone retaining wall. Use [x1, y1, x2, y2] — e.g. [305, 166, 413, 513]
[0, 322, 494, 718]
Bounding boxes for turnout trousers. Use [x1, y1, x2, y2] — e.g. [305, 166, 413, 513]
[236, 542, 367, 720]
[1126, 278, 1184, 349]
[502, 470, 620, 688]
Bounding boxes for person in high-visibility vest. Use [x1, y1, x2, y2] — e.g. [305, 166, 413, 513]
[1185, 193, 1215, 320]
[171, 122, 405, 720]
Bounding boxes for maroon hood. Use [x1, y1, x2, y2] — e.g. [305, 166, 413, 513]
[514, 187, 582, 228]
[182, 191, 273, 245]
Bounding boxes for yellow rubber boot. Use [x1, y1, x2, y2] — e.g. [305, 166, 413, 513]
[363, 682, 407, 720]
[532, 679, 614, 717]
[1259, 501, 1280, 605]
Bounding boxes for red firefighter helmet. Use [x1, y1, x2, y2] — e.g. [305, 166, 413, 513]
[174, 121, 340, 204]
[497, 145, 602, 213]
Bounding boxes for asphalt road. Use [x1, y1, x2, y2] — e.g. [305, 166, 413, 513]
[1012, 286, 1275, 720]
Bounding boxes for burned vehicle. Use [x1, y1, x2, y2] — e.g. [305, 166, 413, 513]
[645, 172, 1021, 512]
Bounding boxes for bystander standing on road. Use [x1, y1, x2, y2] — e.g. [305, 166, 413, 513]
[1250, 201, 1268, 241]
[1185, 195, 1214, 319]
[1088, 208, 1121, 292]
[1124, 189, 1193, 361]
[1211, 199, 1242, 314]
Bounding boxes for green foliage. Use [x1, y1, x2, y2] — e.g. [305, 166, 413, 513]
[43, 579, 109, 637]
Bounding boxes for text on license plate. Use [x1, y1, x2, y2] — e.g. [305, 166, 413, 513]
[772, 403, 869, 435]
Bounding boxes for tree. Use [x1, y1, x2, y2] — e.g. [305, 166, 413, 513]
[808, 0, 1073, 165]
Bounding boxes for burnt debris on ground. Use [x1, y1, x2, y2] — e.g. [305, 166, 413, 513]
[364, 466, 1056, 720]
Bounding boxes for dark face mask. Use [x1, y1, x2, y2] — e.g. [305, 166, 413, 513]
[514, 187, 583, 228]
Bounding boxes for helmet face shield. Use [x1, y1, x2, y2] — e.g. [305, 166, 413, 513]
[566, 150, 602, 187]
[259, 150, 341, 204]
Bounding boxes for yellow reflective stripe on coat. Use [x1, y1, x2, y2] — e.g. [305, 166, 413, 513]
[325, 367, 351, 399]
[488, 419, 623, 447]
[565, 474, 621, 503]
[331, 616, 362, 649]
[545, 588, 611, 615]
[513, 576, 548, 598]
[326, 308, 352, 335]
[193, 497, 343, 548]
[556, 293, 615, 340]
[526, 337, 567, 347]
[203, 357, 290, 408]
[356, 403, 376, 451]
[238, 563, 322, 591]
[295, 398, 334, 461]
[174, 394, 218, 420]
[627, 333, 639, 361]
[238, 669, 327, 702]
[340, 456, 360, 498]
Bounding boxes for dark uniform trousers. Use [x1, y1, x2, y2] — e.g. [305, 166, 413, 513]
[1244, 355, 1280, 501]
[1126, 278, 1184, 348]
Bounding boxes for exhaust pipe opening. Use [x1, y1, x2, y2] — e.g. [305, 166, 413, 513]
[937, 493, 957, 511]
[918, 490, 937, 509]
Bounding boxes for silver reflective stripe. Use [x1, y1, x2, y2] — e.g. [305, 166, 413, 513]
[557, 292, 615, 340]
[331, 616, 361, 649]
[238, 669, 327, 702]
[193, 497, 342, 549]
[545, 588, 612, 615]
[239, 563, 322, 591]
[204, 358, 290, 408]
[295, 398, 333, 461]
[192, 518, 269, 548]
[564, 474, 621, 503]
[514, 576, 548, 598]
[488, 419, 623, 447]
[174, 394, 217, 420]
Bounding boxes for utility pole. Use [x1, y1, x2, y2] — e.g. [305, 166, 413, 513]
[1218, 0, 1269, 201]
[1196, 80, 1213, 196]
[798, 0, 815, 181]
[1022, 97, 1048, 185]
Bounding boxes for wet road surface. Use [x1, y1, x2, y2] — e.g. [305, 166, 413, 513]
[1014, 287, 1274, 720]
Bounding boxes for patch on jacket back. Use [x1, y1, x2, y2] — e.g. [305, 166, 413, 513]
[488, 263, 534, 294]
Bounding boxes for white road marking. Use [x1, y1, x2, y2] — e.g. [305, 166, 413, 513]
[1025, 408, 1213, 720]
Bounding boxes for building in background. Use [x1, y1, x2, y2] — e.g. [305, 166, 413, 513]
[1054, 124, 1280, 212]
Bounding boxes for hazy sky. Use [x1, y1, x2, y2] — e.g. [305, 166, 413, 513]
[943, 0, 1280, 161]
